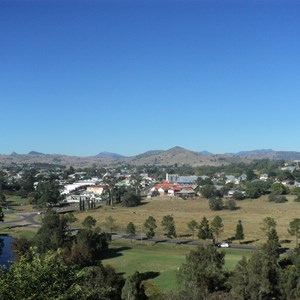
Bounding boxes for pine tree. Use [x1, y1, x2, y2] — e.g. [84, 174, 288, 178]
[121, 271, 148, 300]
[0, 206, 4, 222]
[187, 219, 198, 241]
[126, 222, 136, 236]
[161, 215, 176, 238]
[288, 218, 300, 248]
[235, 220, 244, 243]
[211, 215, 224, 243]
[144, 216, 157, 239]
[198, 217, 212, 245]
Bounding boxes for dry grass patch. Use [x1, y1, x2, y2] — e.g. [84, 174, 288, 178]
[73, 196, 300, 246]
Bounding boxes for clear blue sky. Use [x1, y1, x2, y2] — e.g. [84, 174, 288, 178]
[1, 0, 299, 156]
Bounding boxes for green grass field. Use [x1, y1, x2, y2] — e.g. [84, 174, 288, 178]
[103, 239, 252, 291]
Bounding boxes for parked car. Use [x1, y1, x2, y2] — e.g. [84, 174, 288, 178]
[215, 242, 230, 248]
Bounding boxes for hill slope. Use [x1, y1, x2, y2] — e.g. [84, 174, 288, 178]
[1, 148, 300, 168]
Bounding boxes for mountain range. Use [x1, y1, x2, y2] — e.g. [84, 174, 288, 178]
[1, 147, 300, 168]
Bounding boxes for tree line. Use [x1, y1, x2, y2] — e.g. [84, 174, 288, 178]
[125, 215, 300, 248]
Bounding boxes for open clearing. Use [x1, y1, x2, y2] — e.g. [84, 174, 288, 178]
[74, 195, 300, 246]
[103, 239, 252, 291]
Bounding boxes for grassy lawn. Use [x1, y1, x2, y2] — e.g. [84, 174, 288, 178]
[4, 195, 33, 212]
[0, 226, 37, 239]
[103, 238, 252, 291]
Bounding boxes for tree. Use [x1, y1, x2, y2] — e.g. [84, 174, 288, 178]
[66, 229, 109, 267]
[211, 216, 224, 243]
[261, 217, 280, 253]
[231, 242, 281, 300]
[177, 246, 226, 299]
[103, 215, 117, 234]
[82, 215, 97, 229]
[279, 248, 300, 299]
[226, 199, 237, 211]
[233, 191, 245, 200]
[271, 182, 289, 195]
[261, 217, 276, 237]
[161, 215, 177, 238]
[0, 193, 7, 209]
[144, 216, 157, 239]
[0, 249, 81, 300]
[35, 180, 61, 207]
[33, 210, 68, 253]
[121, 271, 148, 300]
[288, 218, 300, 248]
[245, 180, 271, 199]
[126, 222, 136, 236]
[102, 174, 117, 206]
[65, 212, 77, 227]
[235, 220, 244, 243]
[0, 206, 4, 222]
[244, 247, 280, 299]
[246, 169, 256, 181]
[0, 248, 123, 300]
[129, 173, 142, 195]
[200, 184, 217, 199]
[78, 264, 124, 300]
[198, 217, 212, 245]
[11, 237, 31, 261]
[187, 219, 198, 241]
[122, 193, 141, 207]
[209, 197, 223, 211]
[230, 256, 249, 299]
[268, 227, 279, 247]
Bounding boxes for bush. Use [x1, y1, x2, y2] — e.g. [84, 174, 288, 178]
[209, 197, 223, 211]
[274, 195, 287, 203]
[226, 199, 237, 211]
[233, 191, 245, 200]
[295, 194, 300, 202]
[122, 193, 141, 207]
[269, 193, 288, 203]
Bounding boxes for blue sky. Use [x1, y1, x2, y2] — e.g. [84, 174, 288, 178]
[1, 0, 300, 156]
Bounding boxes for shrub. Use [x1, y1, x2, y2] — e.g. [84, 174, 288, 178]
[226, 199, 237, 211]
[122, 193, 141, 207]
[269, 193, 288, 203]
[233, 191, 245, 200]
[274, 195, 287, 203]
[209, 197, 223, 211]
[295, 194, 300, 202]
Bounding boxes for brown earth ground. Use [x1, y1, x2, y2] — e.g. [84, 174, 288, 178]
[73, 195, 300, 247]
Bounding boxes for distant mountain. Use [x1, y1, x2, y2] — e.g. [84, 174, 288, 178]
[232, 149, 274, 157]
[28, 151, 46, 156]
[198, 150, 213, 156]
[1, 147, 300, 168]
[230, 149, 300, 160]
[95, 151, 125, 159]
[126, 146, 248, 166]
[134, 150, 164, 159]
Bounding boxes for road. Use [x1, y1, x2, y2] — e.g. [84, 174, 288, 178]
[2, 212, 41, 229]
[112, 234, 257, 251]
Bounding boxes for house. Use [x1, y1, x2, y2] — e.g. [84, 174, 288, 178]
[239, 174, 247, 181]
[152, 183, 181, 197]
[225, 175, 240, 185]
[260, 173, 269, 181]
[176, 188, 196, 199]
[86, 185, 105, 195]
[166, 173, 198, 184]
